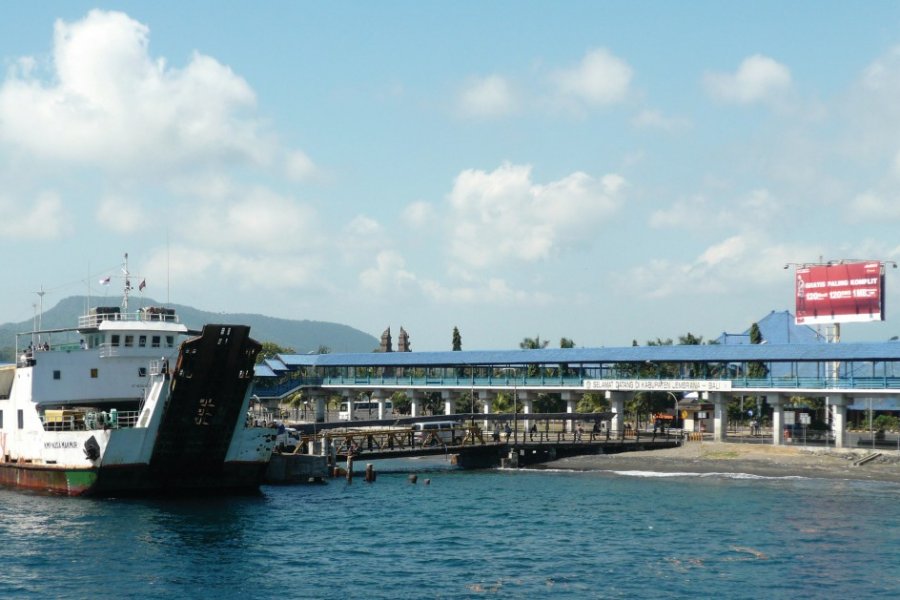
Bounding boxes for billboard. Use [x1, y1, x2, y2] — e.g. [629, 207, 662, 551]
[794, 261, 884, 325]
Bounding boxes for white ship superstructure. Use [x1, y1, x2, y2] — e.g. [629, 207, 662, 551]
[0, 256, 274, 495]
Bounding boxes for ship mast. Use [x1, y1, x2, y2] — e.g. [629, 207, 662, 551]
[121, 252, 133, 313]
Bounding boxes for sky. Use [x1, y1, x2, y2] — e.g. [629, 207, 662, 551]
[3, 1, 900, 351]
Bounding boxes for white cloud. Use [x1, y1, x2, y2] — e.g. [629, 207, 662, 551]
[650, 189, 780, 230]
[284, 150, 318, 182]
[458, 75, 517, 118]
[704, 54, 791, 105]
[143, 244, 322, 293]
[552, 48, 632, 106]
[617, 233, 819, 299]
[446, 163, 625, 268]
[846, 46, 900, 159]
[0, 191, 68, 239]
[402, 201, 433, 228]
[346, 215, 382, 237]
[359, 250, 417, 294]
[185, 186, 322, 253]
[96, 194, 145, 233]
[631, 109, 690, 132]
[850, 191, 900, 221]
[420, 277, 553, 305]
[0, 10, 274, 174]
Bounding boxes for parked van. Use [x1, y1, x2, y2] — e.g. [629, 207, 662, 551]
[338, 400, 394, 421]
[413, 421, 462, 446]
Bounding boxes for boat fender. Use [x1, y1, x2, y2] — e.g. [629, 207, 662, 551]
[83, 435, 101, 461]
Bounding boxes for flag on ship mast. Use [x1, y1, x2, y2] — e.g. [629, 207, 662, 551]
[99, 276, 111, 285]
[139, 279, 146, 291]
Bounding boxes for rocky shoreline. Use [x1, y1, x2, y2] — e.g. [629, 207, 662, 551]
[533, 441, 900, 483]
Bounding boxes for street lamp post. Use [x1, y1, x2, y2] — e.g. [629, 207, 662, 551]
[470, 369, 476, 442]
[665, 391, 679, 429]
[499, 367, 518, 447]
[513, 377, 518, 446]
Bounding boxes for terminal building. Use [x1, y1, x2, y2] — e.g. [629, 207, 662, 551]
[254, 312, 900, 449]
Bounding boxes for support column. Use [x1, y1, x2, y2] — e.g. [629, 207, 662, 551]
[482, 394, 493, 431]
[520, 394, 534, 434]
[407, 390, 421, 418]
[827, 394, 849, 449]
[371, 389, 386, 420]
[313, 391, 326, 423]
[441, 390, 455, 416]
[562, 391, 577, 432]
[771, 394, 785, 446]
[711, 392, 729, 442]
[606, 391, 626, 435]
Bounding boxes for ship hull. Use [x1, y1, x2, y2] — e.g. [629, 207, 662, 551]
[0, 463, 98, 496]
[0, 323, 274, 497]
[0, 461, 268, 497]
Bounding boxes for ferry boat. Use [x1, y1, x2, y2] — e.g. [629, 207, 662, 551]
[0, 257, 275, 496]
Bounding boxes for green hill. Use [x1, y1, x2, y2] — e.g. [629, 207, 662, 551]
[0, 296, 378, 361]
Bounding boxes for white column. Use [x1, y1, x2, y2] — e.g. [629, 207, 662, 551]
[407, 389, 420, 418]
[562, 391, 577, 432]
[520, 394, 534, 433]
[313, 391, 326, 423]
[442, 390, 455, 416]
[771, 395, 785, 446]
[828, 394, 848, 449]
[606, 391, 626, 435]
[371, 389, 386, 420]
[711, 392, 729, 442]
[482, 394, 493, 431]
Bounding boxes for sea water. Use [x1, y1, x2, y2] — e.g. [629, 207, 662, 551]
[1, 460, 899, 599]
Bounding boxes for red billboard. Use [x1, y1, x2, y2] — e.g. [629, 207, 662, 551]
[794, 261, 885, 325]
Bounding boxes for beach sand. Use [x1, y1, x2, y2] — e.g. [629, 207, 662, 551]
[536, 441, 900, 483]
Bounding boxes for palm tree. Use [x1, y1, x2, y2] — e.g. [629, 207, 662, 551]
[283, 391, 304, 421]
[519, 336, 549, 350]
[520, 336, 549, 377]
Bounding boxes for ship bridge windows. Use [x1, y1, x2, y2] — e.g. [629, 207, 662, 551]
[152, 336, 160, 348]
[53, 370, 61, 380]
[111, 334, 120, 347]
[166, 336, 175, 348]
[139, 335, 147, 348]
[125, 335, 134, 348]
[90, 368, 98, 379]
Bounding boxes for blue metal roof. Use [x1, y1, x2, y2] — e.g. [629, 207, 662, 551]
[715, 310, 828, 378]
[272, 341, 900, 370]
[254, 363, 277, 377]
[716, 310, 826, 345]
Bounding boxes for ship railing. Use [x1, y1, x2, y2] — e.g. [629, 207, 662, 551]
[149, 359, 171, 376]
[42, 410, 141, 431]
[78, 310, 180, 329]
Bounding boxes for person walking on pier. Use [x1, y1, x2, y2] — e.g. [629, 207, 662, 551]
[504, 423, 512, 442]
[529, 423, 537, 441]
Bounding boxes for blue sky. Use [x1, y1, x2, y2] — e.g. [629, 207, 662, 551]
[3, 2, 900, 350]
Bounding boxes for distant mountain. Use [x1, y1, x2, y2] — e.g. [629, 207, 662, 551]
[0, 295, 378, 360]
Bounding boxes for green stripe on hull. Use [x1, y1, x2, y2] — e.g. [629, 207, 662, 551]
[64, 470, 98, 495]
[0, 464, 98, 496]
